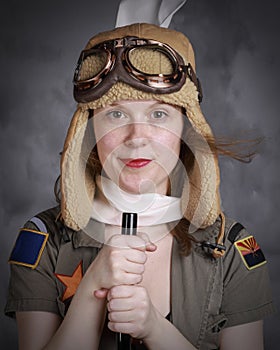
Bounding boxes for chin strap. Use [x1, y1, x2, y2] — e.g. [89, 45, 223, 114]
[115, 0, 187, 28]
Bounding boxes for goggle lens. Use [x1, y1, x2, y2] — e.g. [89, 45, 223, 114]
[76, 49, 109, 82]
[127, 47, 174, 75]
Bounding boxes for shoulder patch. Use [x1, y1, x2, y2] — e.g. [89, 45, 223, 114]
[234, 235, 266, 270]
[9, 228, 49, 269]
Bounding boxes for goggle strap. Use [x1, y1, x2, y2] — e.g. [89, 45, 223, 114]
[182, 64, 203, 103]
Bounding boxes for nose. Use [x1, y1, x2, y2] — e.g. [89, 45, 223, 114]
[124, 122, 150, 148]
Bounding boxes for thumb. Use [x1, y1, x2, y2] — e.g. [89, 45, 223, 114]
[94, 288, 109, 299]
[137, 232, 157, 252]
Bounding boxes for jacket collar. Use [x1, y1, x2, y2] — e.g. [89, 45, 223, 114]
[72, 219, 104, 249]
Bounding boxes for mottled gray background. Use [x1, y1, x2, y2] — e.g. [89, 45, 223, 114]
[1, 0, 279, 348]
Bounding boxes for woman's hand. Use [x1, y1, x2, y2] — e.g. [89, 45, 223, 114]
[86, 233, 156, 297]
[107, 285, 159, 340]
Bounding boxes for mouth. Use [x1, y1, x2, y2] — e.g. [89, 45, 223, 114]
[121, 158, 152, 169]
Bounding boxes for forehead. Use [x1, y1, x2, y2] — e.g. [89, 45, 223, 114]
[95, 99, 182, 111]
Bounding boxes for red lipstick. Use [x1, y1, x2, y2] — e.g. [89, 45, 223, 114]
[122, 158, 152, 168]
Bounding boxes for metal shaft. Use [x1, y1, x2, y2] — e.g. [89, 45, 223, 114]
[117, 212, 138, 350]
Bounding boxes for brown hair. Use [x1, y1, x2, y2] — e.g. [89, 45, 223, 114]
[173, 132, 261, 255]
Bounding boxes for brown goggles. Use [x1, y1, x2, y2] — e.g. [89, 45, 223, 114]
[73, 37, 203, 103]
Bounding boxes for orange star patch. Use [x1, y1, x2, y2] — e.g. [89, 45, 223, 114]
[55, 261, 83, 301]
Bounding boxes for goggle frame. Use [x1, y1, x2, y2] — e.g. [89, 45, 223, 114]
[73, 37, 203, 103]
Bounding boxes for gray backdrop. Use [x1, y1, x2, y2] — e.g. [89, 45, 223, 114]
[1, 0, 279, 348]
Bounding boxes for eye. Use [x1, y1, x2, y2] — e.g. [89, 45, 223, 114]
[151, 110, 168, 120]
[106, 110, 126, 119]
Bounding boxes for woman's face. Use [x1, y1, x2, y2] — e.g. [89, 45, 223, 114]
[93, 100, 184, 195]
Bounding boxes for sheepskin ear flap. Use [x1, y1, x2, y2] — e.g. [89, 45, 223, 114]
[180, 102, 221, 231]
[181, 152, 220, 232]
[61, 108, 96, 230]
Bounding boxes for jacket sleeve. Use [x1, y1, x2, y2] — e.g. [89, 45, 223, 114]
[5, 220, 61, 318]
[221, 224, 275, 327]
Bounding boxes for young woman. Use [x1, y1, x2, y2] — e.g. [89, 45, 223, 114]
[5, 23, 274, 350]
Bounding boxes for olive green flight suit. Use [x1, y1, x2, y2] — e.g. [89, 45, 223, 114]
[5, 206, 275, 349]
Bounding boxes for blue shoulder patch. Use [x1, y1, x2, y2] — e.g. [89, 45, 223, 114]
[9, 228, 49, 269]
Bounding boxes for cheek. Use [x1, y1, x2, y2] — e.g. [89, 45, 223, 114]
[96, 131, 121, 166]
[153, 117, 183, 156]
[152, 132, 182, 177]
[154, 132, 181, 157]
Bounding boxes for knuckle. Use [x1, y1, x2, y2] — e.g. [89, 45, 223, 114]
[111, 258, 120, 270]
[109, 287, 116, 299]
[111, 249, 120, 261]
[127, 275, 136, 285]
[107, 302, 111, 312]
[139, 264, 145, 273]
[139, 310, 146, 321]
[135, 274, 143, 284]
[112, 270, 122, 284]
[143, 299, 149, 309]
[109, 298, 118, 310]
[108, 311, 116, 322]
[140, 299, 149, 313]
[138, 251, 147, 263]
[108, 321, 116, 332]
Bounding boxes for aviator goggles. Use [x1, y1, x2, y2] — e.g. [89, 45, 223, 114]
[73, 37, 203, 103]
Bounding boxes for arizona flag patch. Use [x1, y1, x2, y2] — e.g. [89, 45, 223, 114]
[234, 235, 266, 270]
[9, 228, 49, 269]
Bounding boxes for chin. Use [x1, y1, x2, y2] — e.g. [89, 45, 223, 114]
[118, 173, 168, 195]
[118, 176, 143, 194]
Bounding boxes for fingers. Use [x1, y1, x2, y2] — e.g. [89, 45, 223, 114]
[119, 272, 143, 285]
[107, 285, 148, 306]
[107, 298, 134, 313]
[107, 286, 141, 323]
[92, 233, 157, 290]
[125, 249, 147, 264]
[124, 261, 145, 275]
[106, 285, 153, 339]
[106, 233, 157, 252]
[110, 250, 145, 284]
[109, 251, 145, 279]
[108, 310, 135, 323]
[107, 285, 134, 301]
[108, 320, 135, 335]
